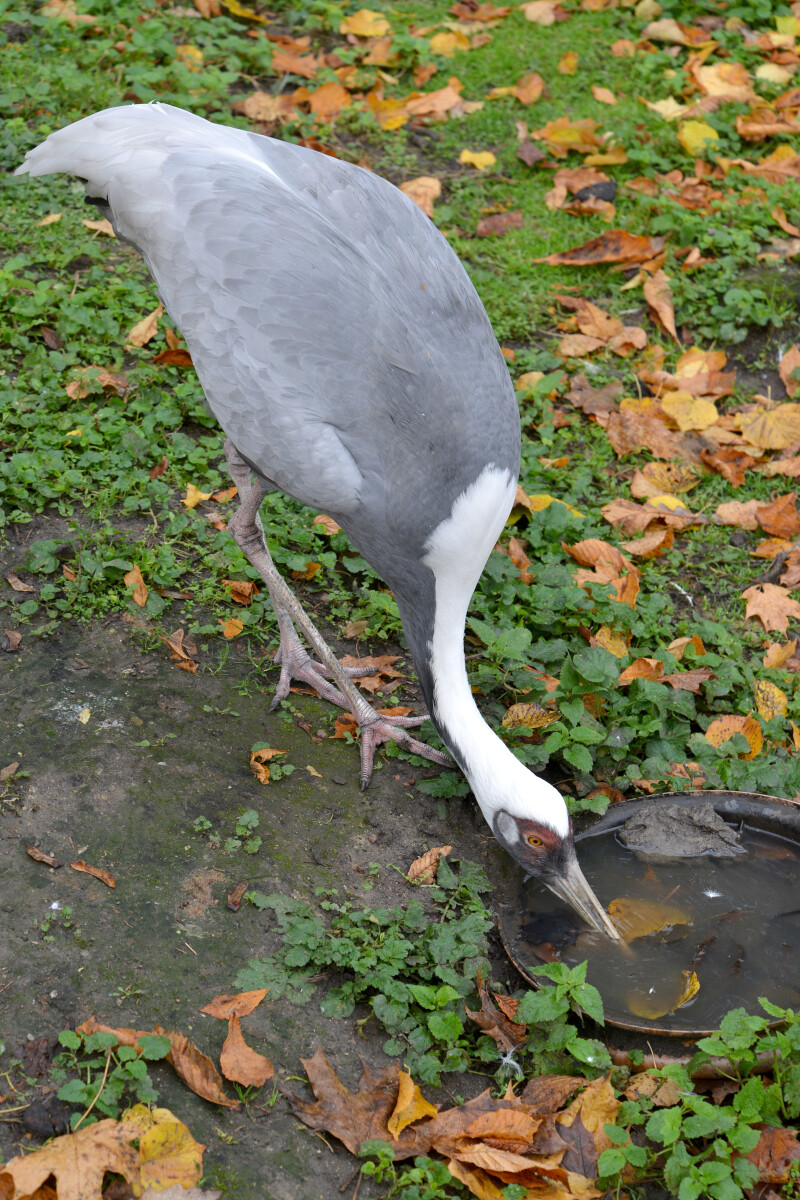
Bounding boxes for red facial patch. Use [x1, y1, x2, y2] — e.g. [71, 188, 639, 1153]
[516, 820, 565, 851]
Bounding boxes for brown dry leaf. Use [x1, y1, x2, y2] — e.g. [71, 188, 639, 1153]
[520, 0, 561, 24]
[311, 512, 341, 535]
[628, 969, 700, 1020]
[780, 345, 800, 397]
[608, 897, 689, 942]
[220, 1014, 274, 1088]
[153, 347, 193, 368]
[764, 640, 797, 668]
[533, 230, 665, 266]
[562, 538, 633, 574]
[221, 579, 258, 605]
[286, 1047, 402, 1155]
[5, 572, 35, 593]
[619, 528, 674, 559]
[601, 411, 688, 461]
[340, 7, 390, 35]
[0, 1119, 140, 1200]
[592, 85, 616, 105]
[200, 990, 269, 1020]
[738, 404, 800, 450]
[233, 91, 298, 124]
[388, 1070, 438, 1139]
[512, 71, 545, 105]
[501, 702, 559, 731]
[661, 667, 716, 692]
[250, 747, 288, 784]
[296, 81, 351, 120]
[618, 658, 664, 685]
[705, 714, 763, 759]
[272, 46, 322, 77]
[36, 211, 62, 226]
[746, 1125, 800, 1186]
[759, 456, 800, 478]
[465, 979, 527, 1054]
[3, 629, 22, 651]
[459, 149, 496, 170]
[565, 373, 621, 415]
[124, 564, 148, 608]
[643, 269, 678, 341]
[65, 365, 128, 399]
[399, 176, 442, 218]
[27, 846, 63, 868]
[754, 679, 788, 720]
[758, 493, 800, 538]
[701, 446, 756, 487]
[340, 653, 404, 694]
[556, 1075, 619, 1179]
[624, 1073, 683, 1107]
[476, 210, 523, 237]
[507, 534, 533, 583]
[634, 461, 701, 496]
[126, 304, 163, 348]
[70, 860, 115, 888]
[668, 635, 706, 660]
[78, 1018, 240, 1110]
[558, 50, 578, 74]
[742, 583, 800, 633]
[219, 617, 244, 640]
[715, 500, 762, 530]
[333, 712, 359, 739]
[407, 845, 452, 883]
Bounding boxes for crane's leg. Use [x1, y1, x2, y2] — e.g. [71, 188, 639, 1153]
[224, 441, 451, 786]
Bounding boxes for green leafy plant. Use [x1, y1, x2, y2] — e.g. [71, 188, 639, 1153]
[53, 1028, 170, 1130]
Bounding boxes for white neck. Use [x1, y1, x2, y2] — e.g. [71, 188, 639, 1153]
[422, 467, 569, 838]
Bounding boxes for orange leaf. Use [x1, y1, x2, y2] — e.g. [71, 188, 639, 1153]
[220, 1014, 274, 1088]
[618, 658, 664, 685]
[70, 860, 115, 888]
[742, 583, 800, 633]
[533, 230, 665, 265]
[399, 176, 442, 219]
[705, 714, 763, 759]
[407, 845, 452, 882]
[221, 578, 259, 605]
[643, 269, 678, 341]
[250, 746, 288, 784]
[200, 990, 268, 1019]
[219, 617, 244, 640]
[757, 492, 800, 538]
[126, 304, 163, 348]
[123, 564, 148, 608]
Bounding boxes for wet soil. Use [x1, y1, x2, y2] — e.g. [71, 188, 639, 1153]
[0, 615, 521, 1198]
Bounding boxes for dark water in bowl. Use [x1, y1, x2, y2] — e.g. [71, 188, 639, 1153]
[506, 826, 800, 1030]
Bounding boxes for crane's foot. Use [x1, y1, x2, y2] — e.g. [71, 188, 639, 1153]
[223, 438, 452, 787]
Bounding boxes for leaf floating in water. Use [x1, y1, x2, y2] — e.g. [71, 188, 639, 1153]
[608, 897, 690, 943]
[627, 969, 700, 1020]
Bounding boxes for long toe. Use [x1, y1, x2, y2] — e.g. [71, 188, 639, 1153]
[358, 717, 452, 789]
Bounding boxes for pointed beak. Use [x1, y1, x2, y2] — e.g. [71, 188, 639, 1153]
[546, 853, 622, 941]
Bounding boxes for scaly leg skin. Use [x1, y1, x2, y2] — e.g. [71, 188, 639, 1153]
[224, 440, 452, 786]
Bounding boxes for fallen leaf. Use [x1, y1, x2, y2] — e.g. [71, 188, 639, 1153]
[661, 667, 716, 692]
[182, 484, 213, 508]
[250, 746, 288, 784]
[285, 1047, 401, 1155]
[667, 635, 706, 659]
[763, 640, 797, 668]
[311, 513, 341, 535]
[627, 969, 700, 1020]
[219, 1014, 274, 1088]
[529, 115, 603, 158]
[36, 211, 62, 226]
[388, 1069, 438, 1138]
[65, 365, 128, 399]
[0, 1120, 140, 1200]
[82, 217, 115, 237]
[465, 978, 527, 1054]
[399, 176, 442, 218]
[126, 304, 163, 348]
[459, 149, 496, 170]
[200, 990, 269, 1020]
[533, 230, 665, 266]
[643, 269, 678, 341]
[701, 446, 755, 487]
[754, 679, 788, 720]
[739, 404, 800, 450]
[124, 564, 148, 608]
[71, 860, 115, 888]
[590, 626, 630, 657]
[123, 1107, 205, 1193]
[705, 714, 763, 759]
[742, 583, 800, 633]
[759, 456, 800, 478]
[520, 0, 560, 24]
[619, 528, 674, 560]
[407, 845, 452, 882]
[5, 572, 35, 593]
[780, 345, 800, 398]
[221, 579, 259, 605]
[558, 50, 578, 74]
[715, 500, 762, 530]
[27, 846, 63, 868]
[219, 617, 244, 640]
[501, 702, 559, 730]
[476, 210, 523, 237]
[150, 456, 169, 480]
[757, 492, 800, 538]
[592, 85, 616, 105]
[77, 1018, 240, 1110]
[339, 8, 391, 36]
[678, 119, 719, 156]
[746, 1125, 800, 1186]
[660, 390, 718, 432]
[3, 629, 22, 651]
[618, 658, 664, 685]
[608, 897, 689, 942]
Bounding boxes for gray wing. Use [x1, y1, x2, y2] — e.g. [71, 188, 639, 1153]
[19, 105, 520, 571]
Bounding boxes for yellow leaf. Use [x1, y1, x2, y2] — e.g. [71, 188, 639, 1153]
[399, 176, 442, 218]
[501, 701, 559, 731]
[78, 706, 91, 724]
[754, 679, 788, 720]
[176, 43, 204, 69]
[36, 212, 62, 226]
[523, 492, 584, 518]
[514, 370, 544, 393]
[678, 120, 720, 156]
[339, 7, 391, 36]
[763, 640, 796, 669]
[306, 765, 323, 778]
[756, 63, 793, 84]
[739, 404, 800, 450]
[592, 626, 630, 657]
[387, 1069, 438, 1138]
[138, 1116, 204, 1191]
[627, 969, 699, 1020]
[608, 897, 689, 943]
[660, 390, 719, 432]
[126, 303, 163, 348]
[641, 96, 686, 120]
[558, 51, 578, 75]
[430, 30, 470, 56]
[459, 149, 496, 170]
[182, 483, 213, 508]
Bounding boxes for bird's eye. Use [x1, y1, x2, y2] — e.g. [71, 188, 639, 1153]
[527, 834, 543, 847]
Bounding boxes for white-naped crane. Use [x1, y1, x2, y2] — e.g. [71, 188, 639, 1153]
[17, 103, 620, 939]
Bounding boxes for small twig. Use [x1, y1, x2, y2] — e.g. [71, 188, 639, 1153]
[184, 941, 197, 955]
[73, 1047, 113, 1131]
[351, 1171, 363, 1200]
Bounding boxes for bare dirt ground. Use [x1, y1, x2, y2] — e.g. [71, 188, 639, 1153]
[1, 615, 524, 1198]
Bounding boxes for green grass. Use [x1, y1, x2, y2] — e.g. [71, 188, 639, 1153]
[4, 0, 800, 809]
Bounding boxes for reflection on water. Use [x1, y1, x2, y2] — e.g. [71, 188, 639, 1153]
[506, 826, 800, 1030]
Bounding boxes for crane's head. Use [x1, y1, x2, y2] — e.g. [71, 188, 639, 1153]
[468, 760, 622, 940]
[492, 808, 622, 940]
